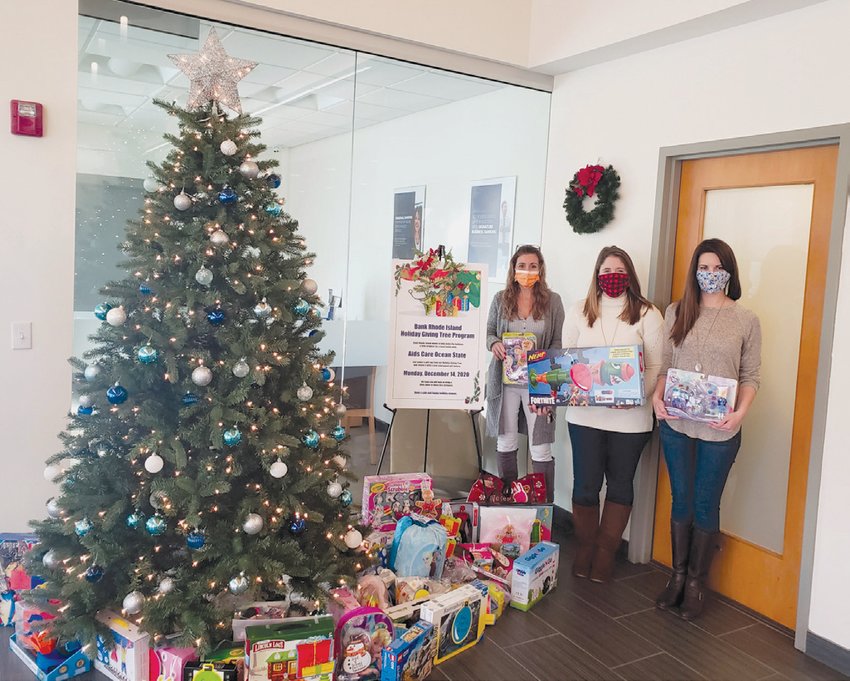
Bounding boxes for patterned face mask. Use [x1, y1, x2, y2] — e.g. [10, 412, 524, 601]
[696, 269, 731, 294]
[597, 272, 630, 297]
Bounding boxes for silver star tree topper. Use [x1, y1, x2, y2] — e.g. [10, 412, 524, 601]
[168, 28, 257, 114]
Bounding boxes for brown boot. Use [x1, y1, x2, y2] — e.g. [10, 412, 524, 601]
[589, 501, 632, 583]
[655, 520, 691, 610]
[678, 528, 718, 620]
[571, 502, 599, 579]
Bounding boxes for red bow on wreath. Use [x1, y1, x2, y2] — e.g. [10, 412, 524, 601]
[573, 164, 605, 198]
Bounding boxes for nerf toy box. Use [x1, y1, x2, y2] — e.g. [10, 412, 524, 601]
[361, 474, 439, 532]
[245, 616, 335, 681]
[94, 611, 150, 681]
[528, 345, 645, 407]
[502, 332, 537, 385]
[380, 621, 436, 681]
[510, 541, 559, 612]
[663, 368, 738, 423]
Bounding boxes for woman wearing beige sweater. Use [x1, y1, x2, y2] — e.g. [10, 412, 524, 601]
[563, 246, 664, 583]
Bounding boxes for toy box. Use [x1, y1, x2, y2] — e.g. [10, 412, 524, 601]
[9, 633, 92, 681]
[94, 611, 150, 681]
[197, 641, 244, 679]
[380, 621, 436, 681]
[150, 646, 197, 681]
[231, 600, 289, 642]
[663, 368, 739, 423]
[502, 332, 537, 385]
[528, 345, 645, 407]
[447, 502, 479, 544]
[334, 606, 394, 681]
[419, 581, 493, 664]
[479, 506, 538, 560]
[510, 541, 559, 612]
[245, 616, 335, 681]
[385, 597, 432, 632]
[362, 474, 439, 532]
[183, 661, 239, 681]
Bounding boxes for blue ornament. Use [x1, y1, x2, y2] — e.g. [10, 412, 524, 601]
[137, 345, 158, 364]
[302, 430, 320, 449]
[320, 367, 335, 383]
[85, 565, 104, 583]
[218, 187, 237, 204]
[223, 427, 242, 447]
[293, 299, 310, 316]
[126, 511, 143, 529]
[206, 308, 226, 326]
[181, 392, 200, 406]
[75, 518, 93, 537]
[332, 425, 346, 442]
[186, 530, 206, 550]
[106, 384, 128, 405]
[340, 489, 353, 507]
[145, 514, 167, 536]
[77, 405, 93, 416]
[265, 203, 282, 217]
[139, 284, 153, 296]
[288, 517, 307, 536]
[94, 303, 112, 321]
[266, 173, 281, 189]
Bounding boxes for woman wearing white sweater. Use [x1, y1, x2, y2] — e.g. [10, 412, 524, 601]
[564, 246, 664, 582]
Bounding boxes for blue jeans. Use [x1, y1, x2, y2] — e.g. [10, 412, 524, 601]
[659, 420, 741, 532]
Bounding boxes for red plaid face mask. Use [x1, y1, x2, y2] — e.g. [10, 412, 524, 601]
[598, 272, 629, 297]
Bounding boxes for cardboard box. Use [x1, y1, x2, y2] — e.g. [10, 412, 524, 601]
[94, 611, 150, 681]
[528, 345, 645, 407]
[245, 616, 334, 681]
[9, 634, 92, 681]
[150, 646, 197, 681]
[361, 474, 436, 532]
[501, 332, 537, 385]
[419, 581, 492, 664]
[183, 661, 239, 681]
[231, 600, 289, 642]
[510, 542, 559, 612]
[663, 368, 739, 423]
[380, 621, 435, 681]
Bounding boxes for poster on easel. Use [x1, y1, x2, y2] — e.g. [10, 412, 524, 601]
[387, 250, 488, 410]
[467, 177, 516, 282]
[392, 186, 426, 259]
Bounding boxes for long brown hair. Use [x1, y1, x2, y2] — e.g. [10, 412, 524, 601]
[670, 238, 742, 346]
[583, 246, 655, 327]
[501, 245, 551, 320]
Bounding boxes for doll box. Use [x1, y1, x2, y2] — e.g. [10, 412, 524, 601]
[501, 332, 537, 386]
[9, 633, 92, 681]
[380, 621, 436, 681]
[663, 368, 738, 423]
[528, 345, 645, 407]
[94, 611, 150, 681]
[510, 541, 559, 612]
[245, 616, 335, 681]
[419, 581, 492, 665]
[361, 473, 435, 532]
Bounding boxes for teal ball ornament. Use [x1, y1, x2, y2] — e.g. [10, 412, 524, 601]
[332, 425, 346, 441]
[75, 518, 93, 537]
[126, 511, 143, 529]
[223, 427, 242, 447]
[94, 303, 112, 320]
[264, 203, 282, 217]
[302, 430, 320, 449]
[139, 283, 153, 296]
[293, 299, 310, 316]
[145, 514, 166, 536]
[137, 345, 158, 364]
[340, 489, 353, 507]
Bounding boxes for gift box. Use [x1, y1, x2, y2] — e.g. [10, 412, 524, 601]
[380, 621, 435, 681]
[183, 661, 239, 681]
[9, 633, 92, 681]
[479, 506, 539, 560]
[528, 345, 645, 407]
[510, 541, 559, 612]
[663, 368, 738, 423]
[502, 332, 537, 386]
[419, 581, 493, 665]
[231, 600, 289, 642]
[467, 473, 547, 506]
[196, 642, 244, 680]
[150, 646, 197, 681]
[94, 611, 150, 681]
[362, 474, 438, 532]
[245, 616, 334, 681]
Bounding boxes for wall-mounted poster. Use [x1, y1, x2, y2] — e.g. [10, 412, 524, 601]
[392, 186, 426, 259]
[386, 253, 488, 410]
[467, 177, 516, 282]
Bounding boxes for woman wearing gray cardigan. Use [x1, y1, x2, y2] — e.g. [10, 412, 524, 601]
[485, 245, 565, 502]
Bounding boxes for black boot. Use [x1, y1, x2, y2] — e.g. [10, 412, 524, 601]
[655, 520, 691, 611]
[532, 459, 555, 503]
[678, 528, 718, 621]
[571, 503, 599, 579]
[497, 450, 518, 482]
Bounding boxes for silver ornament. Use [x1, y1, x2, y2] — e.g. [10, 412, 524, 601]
[150, 490, 168, 510]
[158, 577, 175, 594]
[243, 513, 264, 535]
[173, 192, 192, 211]
[269, 459, 288, 479]
[192, 366, 213, 387]
[106, 307, 127, 327]
[84, 365, 100, 382]
[195, 266, 214, 286]
[243, 246, 261, 259]
[327, 481, 343, 499]
[42, 550, 59, 569]
[239, 160, 260, 179]
[233, 359, 250, 378]
[335, 404, 347, 418]
[44, 465, 61, 481]
[220, 139, 238, 156]
[46, 498, 62, 519]
[301, 278, 318, 295]
[143, 177, 161, 193]
[122, 590, 145, 614]
[210, 229, 229, 246]
[344, 529, 363, 549]
[144, 454, 164, 474]
[253, 301, 272, 319]
[79, 395, 92, 408]
[332, 455, 347, 469]
[296, 384, 313, 402]
[229, 574, 249, 595]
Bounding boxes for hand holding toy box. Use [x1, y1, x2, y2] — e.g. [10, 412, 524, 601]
[663, 368, 738, 423]
[528, 345, 645, 407]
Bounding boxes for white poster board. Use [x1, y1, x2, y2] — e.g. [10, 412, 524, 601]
[386, 257, 488, 410]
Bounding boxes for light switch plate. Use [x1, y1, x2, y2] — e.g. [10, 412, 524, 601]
[12, 322, 32, 350]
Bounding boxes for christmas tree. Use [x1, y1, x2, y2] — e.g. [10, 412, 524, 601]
[26, 29, 366, 651]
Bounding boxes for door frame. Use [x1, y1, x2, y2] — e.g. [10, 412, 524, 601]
[627, 124, 850, 650]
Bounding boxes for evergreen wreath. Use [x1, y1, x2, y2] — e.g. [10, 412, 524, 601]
[563, 164, 621, 234]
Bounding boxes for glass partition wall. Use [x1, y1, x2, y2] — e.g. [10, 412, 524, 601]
[75, 2, 552, 492]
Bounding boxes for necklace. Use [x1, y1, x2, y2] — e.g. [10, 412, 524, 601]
[600, 316, 620, 346]
[694, 300, 726, 373]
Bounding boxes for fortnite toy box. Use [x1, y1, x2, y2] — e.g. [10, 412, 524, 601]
[361, 473, 439, 533]
[94, 611, 150, 681]
[663, 368, 738, 423]
[528, 345, 645, 407]
[510, 541, 559, 612]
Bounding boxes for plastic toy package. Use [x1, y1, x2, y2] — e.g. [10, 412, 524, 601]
[663, 368, 738, 423]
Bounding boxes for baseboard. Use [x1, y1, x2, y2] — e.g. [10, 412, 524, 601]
[806, 631, 850, 677]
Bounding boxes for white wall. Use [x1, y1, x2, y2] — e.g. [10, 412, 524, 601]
[0, 0, 78, 532]
[538, 0, 850, 648]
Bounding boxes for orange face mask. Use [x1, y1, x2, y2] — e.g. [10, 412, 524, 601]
[515, 271, 540, 288]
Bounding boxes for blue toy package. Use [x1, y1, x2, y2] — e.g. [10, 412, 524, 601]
[663, 368, 738, 423]
[389, 514, 448, 579]
[510, 541, 559, 611]
[380, 621, 436, 681]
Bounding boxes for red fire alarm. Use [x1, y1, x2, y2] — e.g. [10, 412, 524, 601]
[10, 100, 43, 137]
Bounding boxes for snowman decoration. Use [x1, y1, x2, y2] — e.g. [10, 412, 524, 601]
[340, 639, 372, 678]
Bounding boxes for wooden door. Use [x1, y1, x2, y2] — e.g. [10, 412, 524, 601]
[652, 145, 838, 628]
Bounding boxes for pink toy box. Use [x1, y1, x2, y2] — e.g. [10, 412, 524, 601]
[361, 473, 438, 532]
[150, 646, 197, 681]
